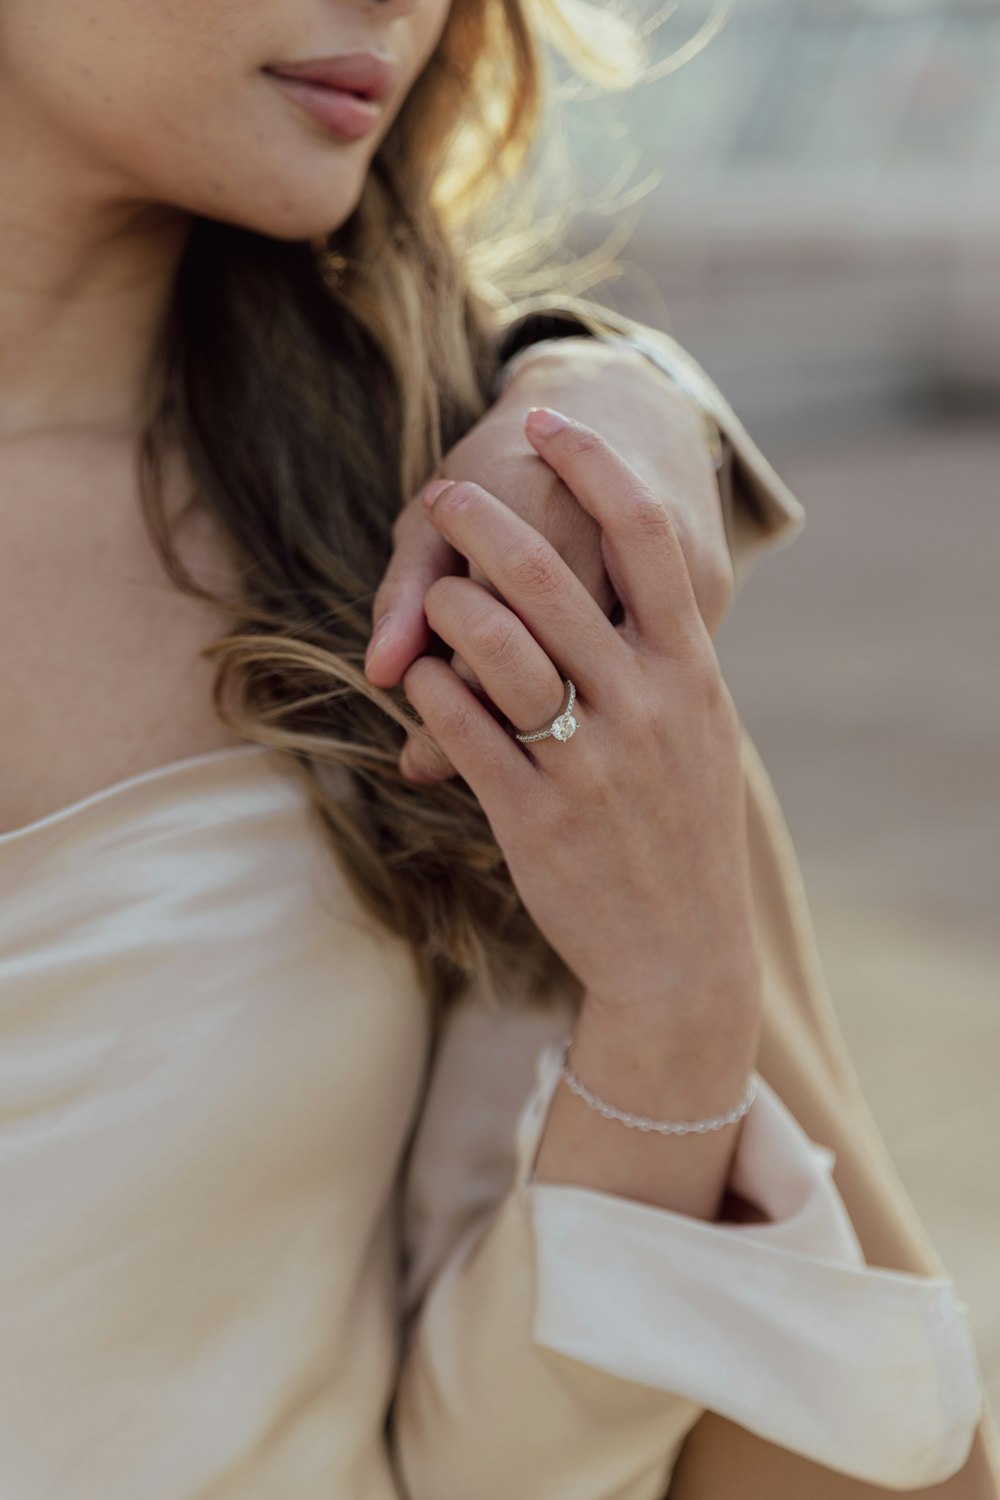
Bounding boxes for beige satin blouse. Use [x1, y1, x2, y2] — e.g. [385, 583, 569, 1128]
[0, 326, 983, 1499]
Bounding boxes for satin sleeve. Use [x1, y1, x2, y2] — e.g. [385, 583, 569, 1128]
[493, 300, 807, 593]
[388, 982, 982, 1499]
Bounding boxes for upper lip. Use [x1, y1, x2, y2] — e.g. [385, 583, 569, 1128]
[264, 51, 396, 102]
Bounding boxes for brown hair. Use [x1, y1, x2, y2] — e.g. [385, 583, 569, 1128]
[135, 0, 664, 1024]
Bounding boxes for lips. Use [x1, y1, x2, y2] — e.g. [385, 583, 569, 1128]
[263, 49, 396, 141]
[264, 51, 397, 103]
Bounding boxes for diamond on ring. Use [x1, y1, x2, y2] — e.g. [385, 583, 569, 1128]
[513, 678, 578, 744]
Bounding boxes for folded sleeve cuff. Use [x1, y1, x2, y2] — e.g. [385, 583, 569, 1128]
[493, 299, 807, 589]
[512, 1039, 983, 1490]
[602, 322, 807, 586]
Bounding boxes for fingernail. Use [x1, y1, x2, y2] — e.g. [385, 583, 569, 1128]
[422, 478, 455, 509]
[525, 406, 570, 437]
[364, 612, 393, 667]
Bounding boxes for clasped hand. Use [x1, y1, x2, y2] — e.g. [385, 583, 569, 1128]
[396, 406, 760, 1020]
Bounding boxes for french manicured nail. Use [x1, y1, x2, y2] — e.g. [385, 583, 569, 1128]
[364, 612, 393, 668]
[422, 478, 455, 509]
[525, 406, 570, 437]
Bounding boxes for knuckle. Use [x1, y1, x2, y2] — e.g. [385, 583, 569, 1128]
[504, 536, 561, 597]
[434, 479, 480, 520]
[558, 424, 605, 461]
[422, 574, 462, 616]
[468, 613, 520, 669]
[438, 700, 475, 741]
[627, 492, 673, 544]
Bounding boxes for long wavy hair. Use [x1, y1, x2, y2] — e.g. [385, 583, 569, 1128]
[134, 0, 687, 1024]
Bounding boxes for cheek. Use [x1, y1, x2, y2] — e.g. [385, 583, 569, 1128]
[0, 0, 230, 157]
[371, 0, 452, 148]
[400, 0, 454, 91]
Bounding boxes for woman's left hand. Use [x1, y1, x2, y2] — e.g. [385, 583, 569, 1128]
[401, 409, 759, 1022]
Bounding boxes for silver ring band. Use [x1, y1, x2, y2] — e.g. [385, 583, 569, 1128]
[513, 678, 579, 744]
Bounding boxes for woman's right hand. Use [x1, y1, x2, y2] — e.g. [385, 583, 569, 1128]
[403, 408, 761, 1218]
[402, 408, 761, 1033]
[366, 338, 731, 784]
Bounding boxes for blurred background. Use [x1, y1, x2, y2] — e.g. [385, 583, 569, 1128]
[558, 0, 1000, 1413]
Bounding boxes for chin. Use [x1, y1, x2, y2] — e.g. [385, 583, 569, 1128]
[246, 198, 362, 244]
[184, 158, 371, 244]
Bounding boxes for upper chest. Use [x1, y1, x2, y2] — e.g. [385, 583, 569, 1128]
[0, 434, 247, 835]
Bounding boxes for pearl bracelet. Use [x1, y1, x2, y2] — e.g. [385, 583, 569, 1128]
[557, 1034, 758, 1136]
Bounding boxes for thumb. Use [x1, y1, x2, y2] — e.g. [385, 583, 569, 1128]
[364, 485, 462, 688]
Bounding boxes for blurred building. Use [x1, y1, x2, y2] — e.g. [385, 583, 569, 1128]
[567, 0, 1000, 438]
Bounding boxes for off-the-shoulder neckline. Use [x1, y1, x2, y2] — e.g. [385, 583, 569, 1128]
[0, 742, 274, 851]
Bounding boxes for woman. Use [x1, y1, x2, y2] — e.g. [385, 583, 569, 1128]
[0, 3, 992, 1498]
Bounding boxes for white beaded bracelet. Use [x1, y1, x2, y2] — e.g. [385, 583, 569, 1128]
[557, 1033, 758, 1136]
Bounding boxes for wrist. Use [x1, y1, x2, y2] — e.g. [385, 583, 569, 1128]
[494, 335, 625, 402]
[497, 333, 723, 468]
[569, 987, 762, 1128]
[530, 980, 761, 1212]
[579, 957, 763, 1065]
[582, 942, 764, 1033]
[501, 337, 691, 455]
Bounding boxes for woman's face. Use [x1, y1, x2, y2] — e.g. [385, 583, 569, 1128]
[0, 0, 453, 239]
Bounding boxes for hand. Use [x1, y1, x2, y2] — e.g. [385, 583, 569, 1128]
[400, 408, 761, 1023]
[365, 337, 732, 784]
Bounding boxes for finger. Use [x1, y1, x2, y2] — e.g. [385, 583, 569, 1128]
[423, 576, 570, 745]
[401, 544, 570, 783]
[364, 487, 463, 687]
[400, 686, 494, 783]
[401, 660, 479, 783]
[381, 511, 495, 784]
[401, 656, 531, 813]
[399, 735, 453, 782]
[400, 652, 485, 783]
[422, 479, 613, 703]
[523, 407, 705, 656]
[401, 714, 458, 780]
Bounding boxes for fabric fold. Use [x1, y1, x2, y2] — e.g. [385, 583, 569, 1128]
[516, 1039, 983, 1491]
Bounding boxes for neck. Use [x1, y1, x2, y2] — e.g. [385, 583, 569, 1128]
[0, 103, 193, 443]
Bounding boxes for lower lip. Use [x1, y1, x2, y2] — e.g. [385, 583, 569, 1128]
[264, 70, 382, 140]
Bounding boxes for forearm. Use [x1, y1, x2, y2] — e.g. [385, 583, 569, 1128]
[531, 975, 763, 1224]
[494, 336, 713, 498]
